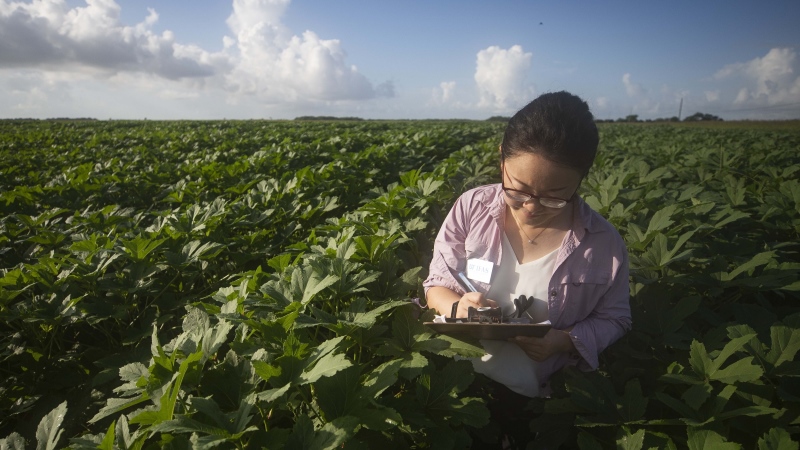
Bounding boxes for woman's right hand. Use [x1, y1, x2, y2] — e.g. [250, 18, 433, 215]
[453, 292, 498, 318]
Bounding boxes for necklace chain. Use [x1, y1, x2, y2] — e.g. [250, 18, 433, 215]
[509, 207, 554, 244]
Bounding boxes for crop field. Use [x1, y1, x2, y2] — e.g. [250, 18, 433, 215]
[1, 120, 799, 449]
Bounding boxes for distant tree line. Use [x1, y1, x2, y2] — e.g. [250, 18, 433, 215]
[485, 116, 511, 122]
[294, 116, 365, 121]
[595, 112, 723, 123]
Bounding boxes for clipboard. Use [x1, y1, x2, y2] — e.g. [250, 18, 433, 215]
[424, 321, 551, 340]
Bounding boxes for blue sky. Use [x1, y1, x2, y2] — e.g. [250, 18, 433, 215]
[2, 0, 799, 120]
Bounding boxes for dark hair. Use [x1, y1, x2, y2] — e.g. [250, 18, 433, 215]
[501, 91, 599, 176]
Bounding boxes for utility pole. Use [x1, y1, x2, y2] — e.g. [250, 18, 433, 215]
[678, 98, 683, 121]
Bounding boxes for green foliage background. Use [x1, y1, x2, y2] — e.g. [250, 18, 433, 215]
[0, 120, 798, 449]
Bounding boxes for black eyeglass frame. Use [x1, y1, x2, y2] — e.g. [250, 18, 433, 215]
[500, 161, 583, 209]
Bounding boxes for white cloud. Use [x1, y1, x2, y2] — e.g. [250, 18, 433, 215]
[474, 45, 534, 111]
[735, 87, 750, 104]
[622, 73, 645, 97]
[594, 97, 609, 109]
[431, 81, 456, 104]
[714, 47, 800, 107]
[0, 0, 390, 116]
[222, 0, 390, 102]
[0, 0, 222, 79]
[705, 90, 719, 102]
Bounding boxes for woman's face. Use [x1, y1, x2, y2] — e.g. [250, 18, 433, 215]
[501, 152, 583, 224]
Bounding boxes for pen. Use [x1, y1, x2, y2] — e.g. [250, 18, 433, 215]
[452, 271, 478, 319]
[456, 271, 478, 293]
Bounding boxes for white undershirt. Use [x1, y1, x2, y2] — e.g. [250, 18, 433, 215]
[468, 232, 558, 397]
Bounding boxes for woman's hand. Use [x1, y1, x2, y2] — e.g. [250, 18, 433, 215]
[453, 292, 498, 318]
[510, 329, 575, 361]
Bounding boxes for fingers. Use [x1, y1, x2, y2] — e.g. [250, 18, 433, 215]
[510, 336, 547, 361]
[455, 292, 496, 318]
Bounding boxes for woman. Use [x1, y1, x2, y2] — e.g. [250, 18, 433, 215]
[424, 91, 631, 400]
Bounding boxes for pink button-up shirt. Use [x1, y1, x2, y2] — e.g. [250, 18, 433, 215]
[423, 184, 631, 395]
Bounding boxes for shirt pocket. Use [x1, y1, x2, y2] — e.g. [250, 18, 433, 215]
[557, 270, 612, 322]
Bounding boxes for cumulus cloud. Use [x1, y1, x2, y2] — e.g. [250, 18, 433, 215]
[222, 0, 390, 102]
[714, 48, 800, 107]
[431, 81, 456, 104]
[0, 0, 389, 108]
[705, 90, 719, 102]
[475, 45, 534, 110]
[622, 73, 645, 97]
[0, 0, 223, 79]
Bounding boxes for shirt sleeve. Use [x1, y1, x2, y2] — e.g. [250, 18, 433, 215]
[568, 248, 632, 370]
[422, 194, 470, 298]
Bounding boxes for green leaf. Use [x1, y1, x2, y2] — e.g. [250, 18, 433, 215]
[647, 204, 678, 234]
[661, 296, 701, 334]
[654, 392, 699, 422]
[298, 336, 352, 384]
[686, 429, 741, 450]
[115, 414, 131, 450]
[311, 416, 360, 450]
[434, 334, 486, 358]
[361, 360, 402, 399]
[299, 352, 352, 385]
[620, 379, 648, 422]
[98, 420, 116, 450]
[315, 366, 361, 420]
[767, 326, 800, 368]
[448, 397, 490, 428]
[285, 415, 315, 450]
[180, 240, 224, 264]
[121, 236, 166, 261]
[416, 360, 474, 409]
[689, 340, 713, 377]
[36, 401, 67, 450]
[727, 324, 764, 359]
[721, 251, 775, 281]
[758, 427, 799, 450]
[682, 383, 712, 410]
[710, 357, 764, 384]
[257, 383, 291, 403]
[89, 395, 150, 424]
[715, 405, 779, 421]
[353, 405, 402, 431]
[577, 431, 604, 450]
[148, 416, 229, 438]
[346, 300, 407, 328]
[252, 360, 281, 382]
[0, 432, 27, 450]
[617, 428, 645, 450]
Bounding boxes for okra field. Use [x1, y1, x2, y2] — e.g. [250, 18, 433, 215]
[1, 120, 799, 449]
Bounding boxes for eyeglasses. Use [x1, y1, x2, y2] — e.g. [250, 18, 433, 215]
[501, 163, 578, 209]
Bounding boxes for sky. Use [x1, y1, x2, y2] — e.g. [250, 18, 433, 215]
[1, 0, 799, 121]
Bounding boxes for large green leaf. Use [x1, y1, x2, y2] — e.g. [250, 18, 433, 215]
[616, 428, 645, 450]
[315, 366, 361, 420]
[36, 401, 67, 450]
[620, 379, 648, 422]
[686, 429, 741, 450]
[767, 326, 800, 368]
[120, 236, 166, 261]
[1, 432, 27, 450]
[647, 204, 678, 234]
[758, 427, 799, 450]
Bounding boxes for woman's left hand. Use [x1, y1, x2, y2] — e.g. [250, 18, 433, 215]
[511, 329, 574, 362]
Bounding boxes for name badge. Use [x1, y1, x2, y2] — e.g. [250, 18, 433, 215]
[467, 258, 493, 284]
